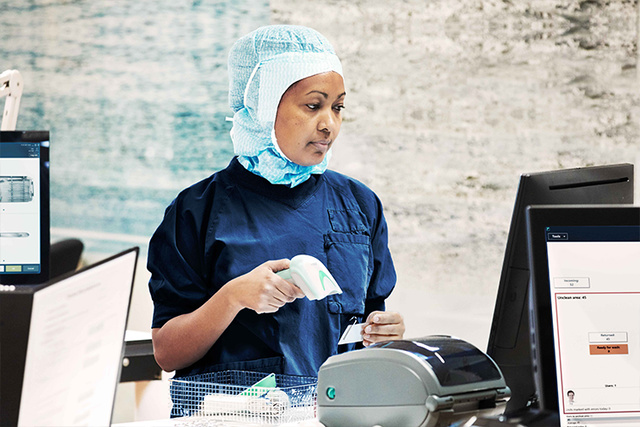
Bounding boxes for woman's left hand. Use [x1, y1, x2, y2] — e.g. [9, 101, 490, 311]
[361, 311, 405, 347]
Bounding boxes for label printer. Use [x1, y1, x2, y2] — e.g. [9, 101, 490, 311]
[317, 335, 511, 427]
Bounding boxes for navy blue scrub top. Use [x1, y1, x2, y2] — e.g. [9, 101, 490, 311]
[147, 157, 396, 378]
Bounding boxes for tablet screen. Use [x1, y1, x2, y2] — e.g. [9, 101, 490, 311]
[0, 131, 50, 284]
[528, 206, 640, 427]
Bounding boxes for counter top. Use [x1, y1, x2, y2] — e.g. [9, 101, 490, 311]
[113, 418, 324, 426]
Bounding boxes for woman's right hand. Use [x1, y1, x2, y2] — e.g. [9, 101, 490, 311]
[152, 259, 304, 372]
[227, 259, 306, 314]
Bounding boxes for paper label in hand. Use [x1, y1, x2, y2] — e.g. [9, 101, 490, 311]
[338, 322, 365, 345]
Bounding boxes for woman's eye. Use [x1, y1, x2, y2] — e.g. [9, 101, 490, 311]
[333, 104, 345, 112]
[306, 104, 320, 110]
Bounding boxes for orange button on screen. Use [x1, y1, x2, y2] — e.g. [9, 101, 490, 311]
[589, 344, 629, 355]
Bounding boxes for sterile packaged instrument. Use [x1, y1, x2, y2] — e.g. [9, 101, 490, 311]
[169, 370, 317, 424]
[276, 254, 342, 300]
[317, 335, 511, 427]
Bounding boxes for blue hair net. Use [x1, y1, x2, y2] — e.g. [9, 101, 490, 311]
[228, 25, 343, 187]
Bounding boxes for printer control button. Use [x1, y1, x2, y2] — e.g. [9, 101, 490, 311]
[326, 387, 336, 400]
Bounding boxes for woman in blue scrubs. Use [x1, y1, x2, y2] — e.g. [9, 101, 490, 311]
[147, 25, 404, 380]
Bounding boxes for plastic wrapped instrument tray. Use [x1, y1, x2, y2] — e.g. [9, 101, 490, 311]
[169, 370, 317, 424]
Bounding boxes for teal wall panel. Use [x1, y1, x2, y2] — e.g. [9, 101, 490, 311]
[1, 1, 269, 256]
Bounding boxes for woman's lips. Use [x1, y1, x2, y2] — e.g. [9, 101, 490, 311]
[310, 140, 331, 151]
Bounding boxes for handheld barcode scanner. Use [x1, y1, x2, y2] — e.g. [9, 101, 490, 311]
[276, 255, 342, 300]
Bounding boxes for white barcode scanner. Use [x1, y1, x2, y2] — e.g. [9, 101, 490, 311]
[276, 255, 342, 300]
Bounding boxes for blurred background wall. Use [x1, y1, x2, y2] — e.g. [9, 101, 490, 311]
[271, 0, 640, 345]
[2, 0, 639, 421]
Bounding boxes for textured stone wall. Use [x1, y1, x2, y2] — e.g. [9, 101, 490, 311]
[272, 0, 640, 346]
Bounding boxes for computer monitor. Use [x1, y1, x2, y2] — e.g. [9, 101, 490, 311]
[487, 164, 634, 414]
[527, 205, 640, 426]
[0, 131, 50, 284]
[0, 247, 138, 426]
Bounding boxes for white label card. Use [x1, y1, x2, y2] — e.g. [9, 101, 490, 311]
[338, 322, 365, 345]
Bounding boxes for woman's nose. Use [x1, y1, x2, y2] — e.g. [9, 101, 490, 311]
[318, 111, 336, 135]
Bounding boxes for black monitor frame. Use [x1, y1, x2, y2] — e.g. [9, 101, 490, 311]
[0, 131, 50, 284]
[526, 205, 640, 414]
[486, 164, 634, 414]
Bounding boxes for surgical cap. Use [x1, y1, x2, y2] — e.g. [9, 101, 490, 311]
[228, 25, 343, 187]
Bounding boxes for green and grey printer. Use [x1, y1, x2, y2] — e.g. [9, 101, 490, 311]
[317, 335, 510, 427]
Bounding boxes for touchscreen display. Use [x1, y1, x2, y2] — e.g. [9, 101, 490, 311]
[0, 141, 42, 275]
[545, 225, 640, 426]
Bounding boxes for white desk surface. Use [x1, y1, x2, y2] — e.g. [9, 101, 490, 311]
[125, 329, 152, 341]
[113, 418, 323, 427]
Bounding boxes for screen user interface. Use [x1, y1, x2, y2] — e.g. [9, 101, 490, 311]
[0, 141, 42, 275]
[545, 225, 640, 426]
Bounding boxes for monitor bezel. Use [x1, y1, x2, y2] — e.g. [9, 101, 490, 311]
[0, 130, 50, 285]
[526, 205, 640, 412]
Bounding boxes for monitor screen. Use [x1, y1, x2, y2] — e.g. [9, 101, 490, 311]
[0, 131, 50, 284]
[487, 164, 634, 414]
[527, 206, 640, 427]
